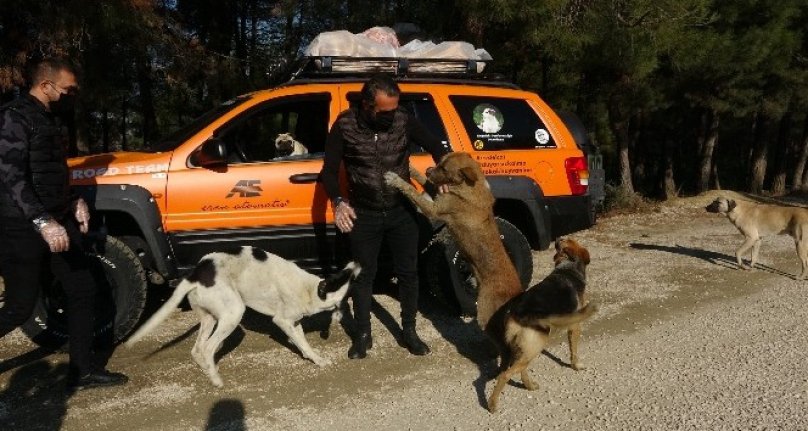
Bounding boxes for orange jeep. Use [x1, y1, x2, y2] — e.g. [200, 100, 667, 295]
[21, 57, 602, 348]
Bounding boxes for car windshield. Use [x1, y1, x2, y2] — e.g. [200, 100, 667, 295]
[147, 96, 252, 152]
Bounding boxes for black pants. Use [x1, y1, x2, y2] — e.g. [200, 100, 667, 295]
[349, 204, 420, 333]
[0, 216, 98, 377]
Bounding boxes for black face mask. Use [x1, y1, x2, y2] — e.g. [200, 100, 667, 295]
[374, 110, 395, 130]
[49, 93, 77, 116]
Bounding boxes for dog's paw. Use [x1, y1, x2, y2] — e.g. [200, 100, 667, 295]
[313, 357, 332, 367]
[210, 375, 224, 388]
[571, 362, 587, 371]
[384, 171, 406, 188]
[487, 398, 499, 413]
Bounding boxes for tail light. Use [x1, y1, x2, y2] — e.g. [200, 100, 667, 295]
[565, 157, 589, 196]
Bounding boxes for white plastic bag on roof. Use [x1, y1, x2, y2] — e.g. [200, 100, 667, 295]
[362, 26, 400, 48]
[305, 29, 398, 57]
[303, 27, 492, 72]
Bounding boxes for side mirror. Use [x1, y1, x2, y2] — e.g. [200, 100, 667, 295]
[196, 138, 227, 167]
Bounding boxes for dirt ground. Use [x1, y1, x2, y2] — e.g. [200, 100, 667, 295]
[2, 190, 808, 430]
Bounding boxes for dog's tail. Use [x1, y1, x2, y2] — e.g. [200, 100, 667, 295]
[124, 279, 198, 347]
[522, 303, 598, 329]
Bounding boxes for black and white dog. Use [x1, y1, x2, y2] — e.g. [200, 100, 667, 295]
[126, 246, 359, 387]
[274, 132, 309, 157]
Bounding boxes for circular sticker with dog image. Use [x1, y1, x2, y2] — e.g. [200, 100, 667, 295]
[473, 104, 503, 134]
[535, 128, 550, 145]
[473, 139, 485, 150]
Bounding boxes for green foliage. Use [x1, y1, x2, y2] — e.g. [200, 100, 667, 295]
[0, 0, 807, 196]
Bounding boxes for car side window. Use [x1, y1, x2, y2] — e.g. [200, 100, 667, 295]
[448, 95, 556, 151]
[215, 94, 331, 164]
[347, 92, 449, 153]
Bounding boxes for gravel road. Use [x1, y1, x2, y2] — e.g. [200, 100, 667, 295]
[1, 191, 807, 430]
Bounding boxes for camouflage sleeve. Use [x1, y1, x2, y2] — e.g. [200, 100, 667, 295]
[0, 108, 48, 220]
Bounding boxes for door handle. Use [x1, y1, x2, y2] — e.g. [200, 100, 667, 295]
[289, 173, 320, 184]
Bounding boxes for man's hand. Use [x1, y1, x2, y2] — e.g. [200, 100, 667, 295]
[72, 197, 90, 234]
[40, 220, 69, 253]
[334, 201, 357, 233]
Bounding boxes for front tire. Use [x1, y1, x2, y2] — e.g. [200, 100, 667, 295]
[421, 217, 533, 316]
[21, 235, 148, 351]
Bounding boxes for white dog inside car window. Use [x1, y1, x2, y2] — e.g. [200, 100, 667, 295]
[478, 108, 502, 134]
[274, 133, 309, 158]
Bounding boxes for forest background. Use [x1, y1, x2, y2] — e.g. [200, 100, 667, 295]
[1, 0, 807, 200]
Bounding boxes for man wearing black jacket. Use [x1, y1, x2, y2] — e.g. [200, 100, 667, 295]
[320, 74, 450, 359]
[0, 58, 127, 391]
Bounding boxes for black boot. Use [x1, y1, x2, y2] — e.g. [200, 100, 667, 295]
[402, 326, 430, 356]
[66, 369, 129, 393]
[348, 331, 373, 359]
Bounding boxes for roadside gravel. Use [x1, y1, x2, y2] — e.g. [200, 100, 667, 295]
[1, 191, 806, 430]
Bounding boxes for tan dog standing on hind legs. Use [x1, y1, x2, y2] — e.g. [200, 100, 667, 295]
[126, 246, 360, 387]
[706, 196, 808, 278]
[384, 152, 523, 329]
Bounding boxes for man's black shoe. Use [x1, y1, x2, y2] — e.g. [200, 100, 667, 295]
[348, 332, 373, 359]
[402, 327, 430, 356]
[67, 370, 129, 392]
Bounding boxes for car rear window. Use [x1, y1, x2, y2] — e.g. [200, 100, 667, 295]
[448, 95, 556, 151]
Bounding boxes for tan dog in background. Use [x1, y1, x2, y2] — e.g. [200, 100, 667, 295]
[706, 196, 808, 278]
[384, 152, 523, 329]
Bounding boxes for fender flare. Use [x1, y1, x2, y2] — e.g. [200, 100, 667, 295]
[486, 175, 552, 250]
[72, 184, 178, 279]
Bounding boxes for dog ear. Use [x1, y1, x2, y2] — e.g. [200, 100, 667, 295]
[316, 280, 327, 300]
[578, 247, 591, 265]
[459, 166, 478, 185]
[727, 199, 736, 212]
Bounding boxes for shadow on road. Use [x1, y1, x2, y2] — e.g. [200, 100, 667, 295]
[204, 398, 246, 431]
[419, 300, 498, 410]
[629, 242, 796, 279]
[0, 360, 71, 430]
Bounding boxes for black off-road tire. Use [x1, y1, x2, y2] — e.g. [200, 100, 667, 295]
[21, 235, 148, 351]
[421, 217, 533, 316]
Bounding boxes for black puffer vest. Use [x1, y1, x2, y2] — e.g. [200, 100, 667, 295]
[0, 95, 70, 219]
[337, 107, 410, 210]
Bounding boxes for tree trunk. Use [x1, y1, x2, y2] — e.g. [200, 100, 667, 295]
[138, 55, 157, 148]
[121, 98, 128, 151]
[712, 163, 721, 190]
[791, 114, 808, 191]
[770, 112, 793, 196]
[697, 109, 720, 193]
[748, 113, 769, 194]
[661, 138, 677, 200]
[630, 112, 645, 194]
[102, 108, 110, 153]
[609, 95, 634, 194]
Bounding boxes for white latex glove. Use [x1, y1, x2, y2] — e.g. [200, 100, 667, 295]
[334, 201, 357, 233]
[40, 220, 69, 253]
[73, 197, 90, 234]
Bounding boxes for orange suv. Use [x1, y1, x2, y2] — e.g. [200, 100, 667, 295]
[21, 57, 602, 348]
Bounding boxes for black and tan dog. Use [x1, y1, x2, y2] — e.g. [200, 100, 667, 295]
[485, 238, 597, 413]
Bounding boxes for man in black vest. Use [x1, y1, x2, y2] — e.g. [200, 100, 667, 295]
[0, 58, 128, 391]
[321, 74, 450, 359]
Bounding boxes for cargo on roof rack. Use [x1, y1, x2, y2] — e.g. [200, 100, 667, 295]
[289, 55, 495, 80]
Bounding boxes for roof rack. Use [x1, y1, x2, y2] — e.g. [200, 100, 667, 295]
[289, 56, 499, 81]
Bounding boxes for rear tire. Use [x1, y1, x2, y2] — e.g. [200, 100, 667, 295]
[21, 235, 148, 351]
[421, 217, 533, 316]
